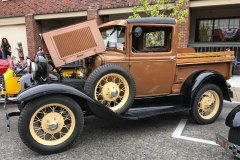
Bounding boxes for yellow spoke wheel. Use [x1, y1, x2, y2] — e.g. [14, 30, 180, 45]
[18, 95, 84, 154]
[85, 64, 136, 114]
[190, 84, 223, 124]
[94, 73, 130, 112]
[197, 90, 220, 120]
[29, 103, 76, 146]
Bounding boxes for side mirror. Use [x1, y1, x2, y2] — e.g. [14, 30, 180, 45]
[133, 27, 142, 38]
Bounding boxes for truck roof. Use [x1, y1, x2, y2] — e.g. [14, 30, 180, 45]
[126, 17, 176, 24]
[99, 17, 176, 28]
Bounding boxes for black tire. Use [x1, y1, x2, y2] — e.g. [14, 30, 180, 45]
[17, 104, 23, 112]
[84, 64, 136, 114]
[190, 84, 223, 125]
[18, 95, 84, 154]
[228, 127, 240, 146]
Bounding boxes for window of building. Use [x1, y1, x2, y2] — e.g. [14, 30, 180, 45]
[196, 18, 240, 42]
[132, 26, 172, 53]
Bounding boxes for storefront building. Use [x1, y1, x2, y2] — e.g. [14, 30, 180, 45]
[0, 0, 239, 73]
[189, 0, 240, 74]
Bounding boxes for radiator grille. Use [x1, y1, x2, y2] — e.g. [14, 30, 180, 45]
[53, 27, 97, 58]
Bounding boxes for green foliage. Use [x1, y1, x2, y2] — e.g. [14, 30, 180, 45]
[128, 7, 141, 19]
[129, 0, 189, 25]
[146, 31, 165, 47]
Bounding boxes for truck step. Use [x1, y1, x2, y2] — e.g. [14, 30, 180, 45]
[132, 94, 183, 108]
[121, 105, 190, 120]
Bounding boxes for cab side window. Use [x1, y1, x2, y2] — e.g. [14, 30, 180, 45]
[132, 26, 172, 53]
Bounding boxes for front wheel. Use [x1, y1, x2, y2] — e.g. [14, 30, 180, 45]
[18, 95, 84, 154]
[190, 84, 223, 125]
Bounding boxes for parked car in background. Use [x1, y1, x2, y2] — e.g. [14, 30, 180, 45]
[216, 105, 240, 159]
[0, 59, 9, 75]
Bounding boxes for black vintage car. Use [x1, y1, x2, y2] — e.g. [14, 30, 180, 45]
[216, 105, 240, 158]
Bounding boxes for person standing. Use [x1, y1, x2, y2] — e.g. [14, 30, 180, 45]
[16, 42, 24, 66]
[1, 38, 11, 59]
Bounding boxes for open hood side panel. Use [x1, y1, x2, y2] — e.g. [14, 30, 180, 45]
[42, 20, 106, 67]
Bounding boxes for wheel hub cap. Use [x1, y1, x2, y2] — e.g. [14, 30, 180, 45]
[111, 88, 118, 97]
[41, 112, 64, 134]
[102, 82, 120, 101]
[48, 121, 58, 131]
[198, 90, 220, 119]
[200, 96, 214, 111]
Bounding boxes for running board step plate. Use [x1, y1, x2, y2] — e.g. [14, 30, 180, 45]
[121, 106, 190, 120]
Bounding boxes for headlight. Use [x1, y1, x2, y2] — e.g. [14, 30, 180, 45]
[31, 62, 38, 78]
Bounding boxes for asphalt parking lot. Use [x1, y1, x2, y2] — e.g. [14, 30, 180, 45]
[0, 101, 239, 160]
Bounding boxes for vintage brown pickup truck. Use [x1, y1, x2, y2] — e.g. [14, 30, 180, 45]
[8, 18, 234, 154]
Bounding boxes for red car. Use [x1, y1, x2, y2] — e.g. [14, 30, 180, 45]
[0, 59, 10, 75]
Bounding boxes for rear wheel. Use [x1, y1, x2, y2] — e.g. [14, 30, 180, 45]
[84, 64, 136, 114]
[18, 95, 84, 154]
[190, 84, 223, 124]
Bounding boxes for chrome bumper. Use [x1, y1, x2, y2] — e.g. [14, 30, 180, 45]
[216, 133, 240, 158]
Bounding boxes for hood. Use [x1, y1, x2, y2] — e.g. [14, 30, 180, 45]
[42, 20, 106, 67]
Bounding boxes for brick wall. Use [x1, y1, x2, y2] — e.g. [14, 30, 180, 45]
[178, 15, 190, 48]
[0, 0, 142, 18]
[25, 14, 41, 59]
[176, 0, 190, 48]
[87, 9, 102, 24]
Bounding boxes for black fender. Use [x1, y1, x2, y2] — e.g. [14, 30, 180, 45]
[181, 71, 231, 107]
[19, 73, 59, 92]
[226, 105, 240, 128]
[17, 83, 118, 119]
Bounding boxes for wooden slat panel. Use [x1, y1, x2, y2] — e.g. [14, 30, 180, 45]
[177, 51, 234, 65]
[177, 51, 234, 59]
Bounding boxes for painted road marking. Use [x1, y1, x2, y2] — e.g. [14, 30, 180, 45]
[172, 119, 218, 146]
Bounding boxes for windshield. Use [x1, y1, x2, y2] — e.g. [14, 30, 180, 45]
[100, 26, 125, 52]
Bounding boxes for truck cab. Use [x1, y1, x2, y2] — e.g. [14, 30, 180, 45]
[98, 18, 177, 97]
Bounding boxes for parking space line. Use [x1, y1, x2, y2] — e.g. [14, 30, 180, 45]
[172, 119, 218, 146]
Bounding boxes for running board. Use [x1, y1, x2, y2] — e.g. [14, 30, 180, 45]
[121, 106, 190, 120]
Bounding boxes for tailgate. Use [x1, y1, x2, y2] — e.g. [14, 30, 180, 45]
[42, 20, 105, 67]
[177, 51, 234, 65]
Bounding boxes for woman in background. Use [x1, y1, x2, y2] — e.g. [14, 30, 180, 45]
[1, 38, 11, 59]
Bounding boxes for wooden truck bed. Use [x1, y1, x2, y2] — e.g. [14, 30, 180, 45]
[172, 50, 234, 93]
[177, 51, 234, 65]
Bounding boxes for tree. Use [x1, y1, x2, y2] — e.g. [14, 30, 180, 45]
[129, 0, 189, 25]
[129, 0, 189, 40]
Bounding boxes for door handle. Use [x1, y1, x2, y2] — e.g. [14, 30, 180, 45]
[170, 56, 176, 61]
